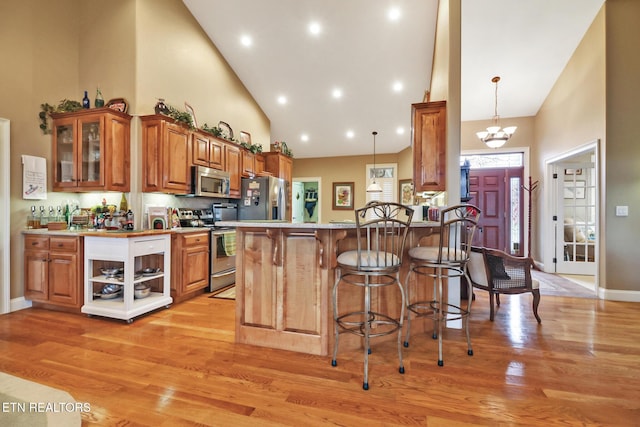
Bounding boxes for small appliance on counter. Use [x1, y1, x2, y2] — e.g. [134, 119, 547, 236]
[147, 206, 168, 230]
[238, 176, 287, 221]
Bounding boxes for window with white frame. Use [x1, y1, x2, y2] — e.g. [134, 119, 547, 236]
[365, 163, 397, 218]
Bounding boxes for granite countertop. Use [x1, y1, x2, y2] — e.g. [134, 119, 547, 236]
[215, 220, 439, 229]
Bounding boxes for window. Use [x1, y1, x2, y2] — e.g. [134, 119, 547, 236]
[365, 163, 397, 219]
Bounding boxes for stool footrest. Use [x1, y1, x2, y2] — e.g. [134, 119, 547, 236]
[336, 311, 402, 339]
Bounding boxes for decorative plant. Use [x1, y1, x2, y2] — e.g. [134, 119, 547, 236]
[38, 99, 83, 134]
[166, 105, 195, 129]
[275, 141, 293, 157]
[201, 123, 223, 137]
[240, 141, 263, 154]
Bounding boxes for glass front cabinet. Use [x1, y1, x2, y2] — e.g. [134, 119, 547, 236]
[51, 108, 131, 192]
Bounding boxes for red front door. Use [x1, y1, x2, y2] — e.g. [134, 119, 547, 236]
[467, 167, 524, 255]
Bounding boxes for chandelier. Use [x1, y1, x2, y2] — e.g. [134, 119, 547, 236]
[366, 131, 382, 193]
[476, 76, 517, 148]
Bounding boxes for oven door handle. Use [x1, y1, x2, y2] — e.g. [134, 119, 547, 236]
[212, 269, 235, 278]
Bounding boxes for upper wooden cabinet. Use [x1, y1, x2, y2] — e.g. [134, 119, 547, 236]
[51, 108, 131, 192]
[192, 130, 225, 170]
[141, 115, 191, 194]
[412, 101, 446, 192]
[241, 150, 256, 177]
[224, 143, 241, 198]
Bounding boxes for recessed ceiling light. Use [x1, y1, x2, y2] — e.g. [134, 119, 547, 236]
[240, 35, 253, 47]
[332, 88, 343, 99]
[396, 127, 405, 135]
[309, 22, 322, 36]
[301, 134, 309, 142]
[388, 7, 401, 21]
[277, 95, 288, 105]
[392, 81, 403, 92]
[346, 130, 355, 139]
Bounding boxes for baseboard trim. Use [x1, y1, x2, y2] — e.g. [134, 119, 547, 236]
[10, 297, 32, 312]
[598, 288, 640, 302]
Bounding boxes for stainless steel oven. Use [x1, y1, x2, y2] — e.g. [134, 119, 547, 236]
[210, 203, 237, 292]
[210, 229, 236, 291]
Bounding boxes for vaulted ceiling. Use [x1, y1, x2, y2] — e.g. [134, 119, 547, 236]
[183, 0, 604, 159]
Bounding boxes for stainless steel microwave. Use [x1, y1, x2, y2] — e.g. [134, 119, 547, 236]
[192, 166, 230, 198]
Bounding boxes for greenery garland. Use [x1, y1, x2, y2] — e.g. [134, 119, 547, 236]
[39, 99, 83, 134]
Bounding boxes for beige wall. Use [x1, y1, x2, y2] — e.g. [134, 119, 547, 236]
[293, 152, 410, 223]
[0, 0, 269, 300]
[535, 7, 607, 283]
[603, 0, 640, 292]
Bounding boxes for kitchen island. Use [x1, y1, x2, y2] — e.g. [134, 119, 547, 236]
[216, 220, 440, 356]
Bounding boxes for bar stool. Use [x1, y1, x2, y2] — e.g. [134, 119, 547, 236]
[404, 204, 481, 366]
[331, 201, 413, 390]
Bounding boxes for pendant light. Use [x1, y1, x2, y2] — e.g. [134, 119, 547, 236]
[367, 131, 383, 193]
[476, 76, 517, 148]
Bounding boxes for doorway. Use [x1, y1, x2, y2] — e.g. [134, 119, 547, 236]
[545, 141, 599, 289]
[291, 177, 321, 224]
[462, 151, 527, 255]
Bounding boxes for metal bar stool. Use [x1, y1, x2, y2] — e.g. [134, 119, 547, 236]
[404, 204, 481, 366]
[331, 202, 413, 390]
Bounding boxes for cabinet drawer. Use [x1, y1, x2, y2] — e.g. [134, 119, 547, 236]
[133, 238, 166, 256]
[183, 232, 209, 247]
[25, 235, 49, 250]
[49, 236, 78, 252]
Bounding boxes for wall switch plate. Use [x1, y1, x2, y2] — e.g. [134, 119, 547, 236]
[616, 206, 629, 217]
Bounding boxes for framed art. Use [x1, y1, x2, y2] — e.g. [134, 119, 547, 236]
[218, 121, 233, 140]
[106, 98, 128, 114]
[399, 179, 414, 205]
[239, 131, 252, 144]
[564, 180, 586, 199]
[333, 182, 354, 210]
[184, 102, 198, 128]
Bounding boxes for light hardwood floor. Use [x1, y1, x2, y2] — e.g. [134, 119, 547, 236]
[0, 290, 638, 426]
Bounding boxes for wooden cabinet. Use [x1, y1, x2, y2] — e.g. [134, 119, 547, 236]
[224, 143, 241, 198]
[141, 115, 191, 194]
[255, 153, 265, 174]
[241, 150, 256, 177]
[24, 235, 83, 309]
[171, 231, 210, 303]
[412, 101, 446, 192]
[235, 228, 328, 355]
[263, 152, 293, 219]
[192, 130, 225, 170]
[51, 108, 131, 192]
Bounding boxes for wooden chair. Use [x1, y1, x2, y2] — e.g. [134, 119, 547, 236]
[467, 246, 541, 323]
[331, 201, 413, 390]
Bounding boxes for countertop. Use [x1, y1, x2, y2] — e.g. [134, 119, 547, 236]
[215, 220, 439, 229]
[22, 228, 204, 237]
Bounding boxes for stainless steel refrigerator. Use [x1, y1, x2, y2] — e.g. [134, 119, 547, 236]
[238, 176, 287, 220]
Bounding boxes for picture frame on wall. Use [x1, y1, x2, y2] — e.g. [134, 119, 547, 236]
[239, 131, 251, 144]
[399, 179, 414, 205]
[333, 182, 354, 210]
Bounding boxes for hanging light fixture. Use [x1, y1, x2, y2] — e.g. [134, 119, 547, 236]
[476, 76, 517, 148]
[366, 131, 383, 193]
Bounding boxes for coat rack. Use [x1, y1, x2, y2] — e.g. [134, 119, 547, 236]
[522, 176, 539, 258]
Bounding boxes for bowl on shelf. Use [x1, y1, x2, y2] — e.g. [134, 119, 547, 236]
[141, 267, 161, 277]
[134, 283, 151, 299]
[95, 283, 122, 299]
[100, 267, 122, 277]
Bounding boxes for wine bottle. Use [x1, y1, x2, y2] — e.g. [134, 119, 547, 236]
[95, 88, 104, 108]
[82, 91, 90, 109]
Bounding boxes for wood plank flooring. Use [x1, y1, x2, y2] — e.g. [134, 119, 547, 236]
[0, 290, 638, 426]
